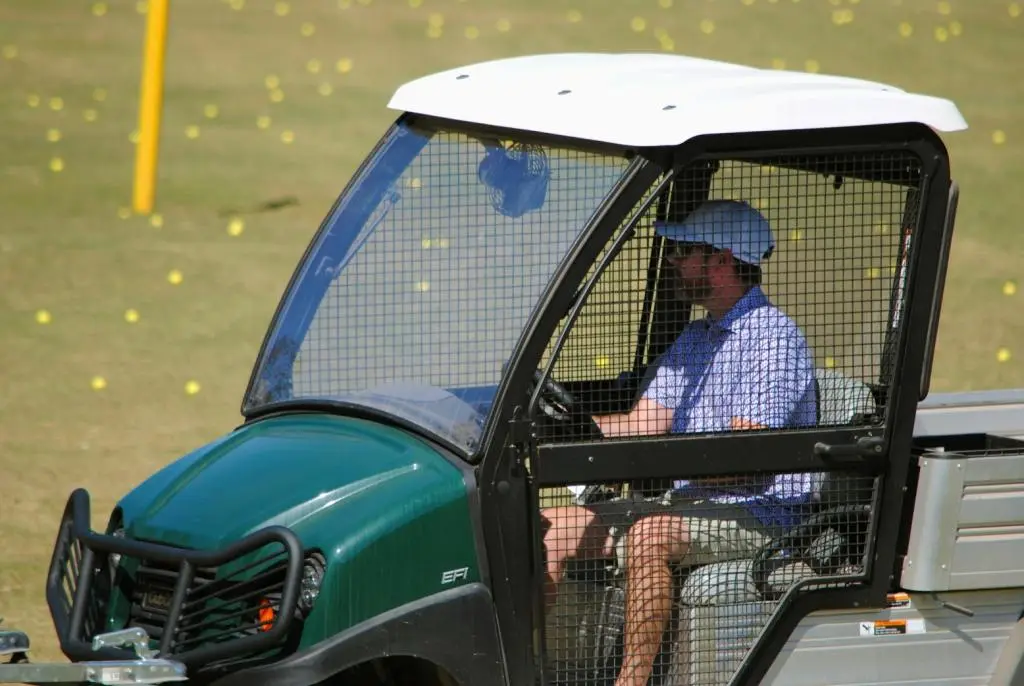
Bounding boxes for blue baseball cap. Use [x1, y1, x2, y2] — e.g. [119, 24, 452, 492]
[654, 199, 776, 267]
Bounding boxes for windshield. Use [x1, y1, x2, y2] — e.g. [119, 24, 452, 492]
[243, 119, 634, 455]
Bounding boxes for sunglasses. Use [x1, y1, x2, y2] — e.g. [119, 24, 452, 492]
[664, 240, 710, 261]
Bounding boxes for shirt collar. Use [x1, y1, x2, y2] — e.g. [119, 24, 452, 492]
[704, 286, 769, 332]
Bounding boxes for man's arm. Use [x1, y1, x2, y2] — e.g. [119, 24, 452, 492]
[593, 397, 674, 438]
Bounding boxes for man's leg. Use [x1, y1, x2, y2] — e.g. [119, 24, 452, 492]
[614, 514, 691, 686]
[614, 508, 770, 686]
[541, 505, 616, 610]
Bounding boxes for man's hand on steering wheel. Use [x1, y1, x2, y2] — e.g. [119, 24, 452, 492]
[531, 370, 603, 442]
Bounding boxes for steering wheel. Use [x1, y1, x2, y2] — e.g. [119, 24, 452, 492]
[531, 370, 603, 441]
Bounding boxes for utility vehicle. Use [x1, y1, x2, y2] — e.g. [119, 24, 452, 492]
[3, 52, 1024, 686]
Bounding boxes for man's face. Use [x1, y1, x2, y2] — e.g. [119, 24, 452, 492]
[665, 241, 713, 303]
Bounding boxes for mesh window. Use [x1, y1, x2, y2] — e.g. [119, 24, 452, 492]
[245, 124, 633, 453]
[535, 152, 921, 443]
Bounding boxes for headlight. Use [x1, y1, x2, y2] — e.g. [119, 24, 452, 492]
[299, 553, 326, 614]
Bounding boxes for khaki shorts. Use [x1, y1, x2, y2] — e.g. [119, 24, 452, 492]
[585, 492, 775, 568]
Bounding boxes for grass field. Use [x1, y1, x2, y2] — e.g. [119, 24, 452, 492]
[1, 0, 1022, 664]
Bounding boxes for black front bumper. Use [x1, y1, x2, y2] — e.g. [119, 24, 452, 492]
[46, 488, 305, 678]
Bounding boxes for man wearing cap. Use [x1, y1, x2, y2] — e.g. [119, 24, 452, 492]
[540, 199, 817, 686]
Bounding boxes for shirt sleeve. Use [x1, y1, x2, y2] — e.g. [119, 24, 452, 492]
[731, 325, 814, 428]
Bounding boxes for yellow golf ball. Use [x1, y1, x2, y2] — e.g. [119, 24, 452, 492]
[228, 217, 245, 236]
[35, 309, 52, 324]
[595, 355, 610, 368]
[185, 380, 201, 395]
[91, 376, 107, 391]
[124, 308, 140, 323]
[167, 269, 183, 285]
[150, 213, 163, 228]
[1004, 281, 1017, 296]
[997, 348, 1012, 363]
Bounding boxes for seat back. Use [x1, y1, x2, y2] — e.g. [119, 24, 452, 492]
[809, 369, 879, 506]
[814, 367, 877, 427]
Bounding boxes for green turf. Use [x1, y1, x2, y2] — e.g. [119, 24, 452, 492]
[0, 0, 1022, 663]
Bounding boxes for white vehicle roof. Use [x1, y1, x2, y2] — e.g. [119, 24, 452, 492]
[388, 52, 968, 147]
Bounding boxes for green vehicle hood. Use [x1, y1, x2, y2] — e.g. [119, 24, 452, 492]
[116, 412, 467, 550]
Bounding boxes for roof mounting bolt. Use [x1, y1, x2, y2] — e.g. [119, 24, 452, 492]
[557, 89, 571, 95]
[663, 105, 676, 111]
[456, 74, 469, 80]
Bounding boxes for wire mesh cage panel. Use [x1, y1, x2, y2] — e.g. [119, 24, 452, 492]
[535, 150, 922, 685]
[541, 471, 876, 686]
[535, 151, 920, 443]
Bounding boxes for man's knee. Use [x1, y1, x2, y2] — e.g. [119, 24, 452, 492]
[625, 514, 691, 565]
[542, 506, 594, 551]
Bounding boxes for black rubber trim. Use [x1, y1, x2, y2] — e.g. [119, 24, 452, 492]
[208, 583, 506, 686]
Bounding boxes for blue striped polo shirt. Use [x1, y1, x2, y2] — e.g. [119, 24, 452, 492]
[643, 286, 818, 529]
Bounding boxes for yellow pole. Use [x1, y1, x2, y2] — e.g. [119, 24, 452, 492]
[132, 0, 170, 215]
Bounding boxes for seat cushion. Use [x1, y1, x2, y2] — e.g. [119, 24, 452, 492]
[679, 558, 817, 606]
